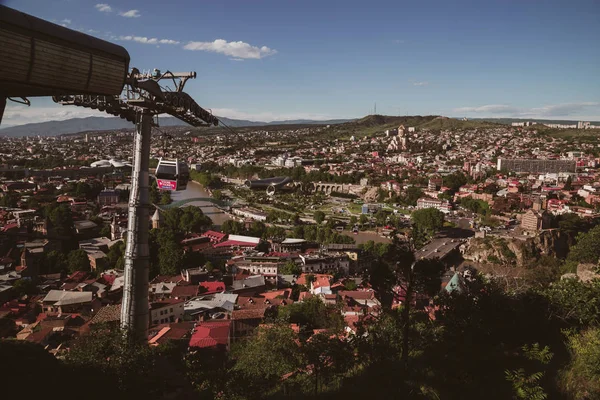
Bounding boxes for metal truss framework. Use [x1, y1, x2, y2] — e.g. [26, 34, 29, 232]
[53, 70, 218, 127]
[55, 69, 218, 339]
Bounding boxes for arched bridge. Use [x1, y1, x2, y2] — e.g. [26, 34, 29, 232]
[156, 197, 236, 210]
[311, 182, 348, 194]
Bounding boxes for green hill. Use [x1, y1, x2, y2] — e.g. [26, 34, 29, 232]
[325, 115, 439, 138]
[416, 116, 502, 130]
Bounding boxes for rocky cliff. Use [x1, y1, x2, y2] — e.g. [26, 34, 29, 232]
[463, 230, 571, 267]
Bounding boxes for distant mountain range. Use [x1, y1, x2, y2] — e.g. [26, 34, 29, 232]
[3, 114, 595, 137]
[468, 117, 600, 126]
[0, 116, 353, 137]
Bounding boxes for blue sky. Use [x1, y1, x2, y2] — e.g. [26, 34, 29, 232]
[3, 0, 600, 125]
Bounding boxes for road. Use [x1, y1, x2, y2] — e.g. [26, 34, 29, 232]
[416, 238, 463, 260]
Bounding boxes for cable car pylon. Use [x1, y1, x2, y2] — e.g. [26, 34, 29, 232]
[54, 69, 218, 340]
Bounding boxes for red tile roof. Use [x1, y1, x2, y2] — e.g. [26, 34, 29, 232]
[296, 273, 333, 286]
[214, 240, 257, 248]
[202, 230, 227, 242]
[149, 298, 185, 310]
[66, 271, 89, 283]
[199, 281, 225, 295]
[25, 326, 53, 343]
[232, 308, 266, 320]
[339, 290, 375, 301]
[189, 320, 231, 349]
[298, 292, 312, 301]
[149, 322, 194, 346]
[151, 275, 185, 284]
[171, 285, 199, 299]
[312, 275, 331, 290]
[258, 288, 292, 300]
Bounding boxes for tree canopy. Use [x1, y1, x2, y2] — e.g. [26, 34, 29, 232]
[411, 207, 445, 240]
[566, 224, 600, 265]
[67, 249, 90, 273]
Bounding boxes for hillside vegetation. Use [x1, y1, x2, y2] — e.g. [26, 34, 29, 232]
[417, 116, 502, 130]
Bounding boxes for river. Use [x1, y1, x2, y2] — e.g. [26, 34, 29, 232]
[170, 181, 230, 227]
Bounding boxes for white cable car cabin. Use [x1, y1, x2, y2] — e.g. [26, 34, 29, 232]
[155, 158, 189, 191]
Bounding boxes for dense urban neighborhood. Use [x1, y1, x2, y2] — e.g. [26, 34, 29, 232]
[1, 114, 600, 399]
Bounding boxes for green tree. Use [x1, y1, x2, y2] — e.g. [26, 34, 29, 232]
[178, 206, 212, 233]
[443, 172, 468, 193]
[560, 328, 600, 399]
[74, 182, 91, 198]
[99, 224, 111, 238]
[505, 343, 553, 400]
[106, 241, 125, 270]
[366, 237, 444, 366]
[411, 208, 445, 238]
[47, 204, 75, 237]
[279, 260, 302, 276]
[539, 279, 600, 326]
[0, 191, 20, 207]
[204, 260, 214, 272]
[344, 279, 358, 290]
[248, 221, 267, 238]
[567, 225, 600, 265]
[0, 341, 65, 398]
[67, 249, 90, 273]
[278, 295, 343, 332]
[264, 226, 287, 241]
[303, 333, 354, 396]
[153, 229, 185, 276]
[404, 186, 424, 206]
[159, 191, 172, 205]
[13, 278, 38, 296]
[374, 209, 389, 227]
[212, 189, 222, 200]
[359, 213, 369, 225]
[149, 181, 160, 204]
[564, 175, 573, 191]
[221, 219, 244, 235]
[42, 250, 68, 274]
[65, 326, 182, 398]
[185, 348, 228, 398]
[314, 211, 326, 224]
[230, 324, 303, 398]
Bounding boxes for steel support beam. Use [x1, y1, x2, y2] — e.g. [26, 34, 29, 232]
[0, 97, 5, 126]
[120, 111, 152, 339]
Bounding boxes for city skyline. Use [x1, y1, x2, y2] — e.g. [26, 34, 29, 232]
[3, 0, 600, 126]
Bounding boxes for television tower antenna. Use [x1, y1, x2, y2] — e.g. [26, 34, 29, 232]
[54, 70, 218, 340]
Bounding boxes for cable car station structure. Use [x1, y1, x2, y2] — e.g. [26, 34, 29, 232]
[0, 5, 218, 339]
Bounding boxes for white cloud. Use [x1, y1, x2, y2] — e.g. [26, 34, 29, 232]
[454, 104, 520, 114]
[61, 19, 71, 25]
[454, 102, 600, 119]
[2, 104, 113, 126]
[95, 3, 112, 12]
[119, 36, 180, 45]
[211, 108, 338, 122]
[159, 39, 180, 45]
[394, 39, 405, 44]
[119, 9, 141, 18]
[413, 81, 429, 86]
[183, 39, 277, 59]
[0, 104, 342, 127]
[230, 58, 244, 62]
[528, 102, 600, 117]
